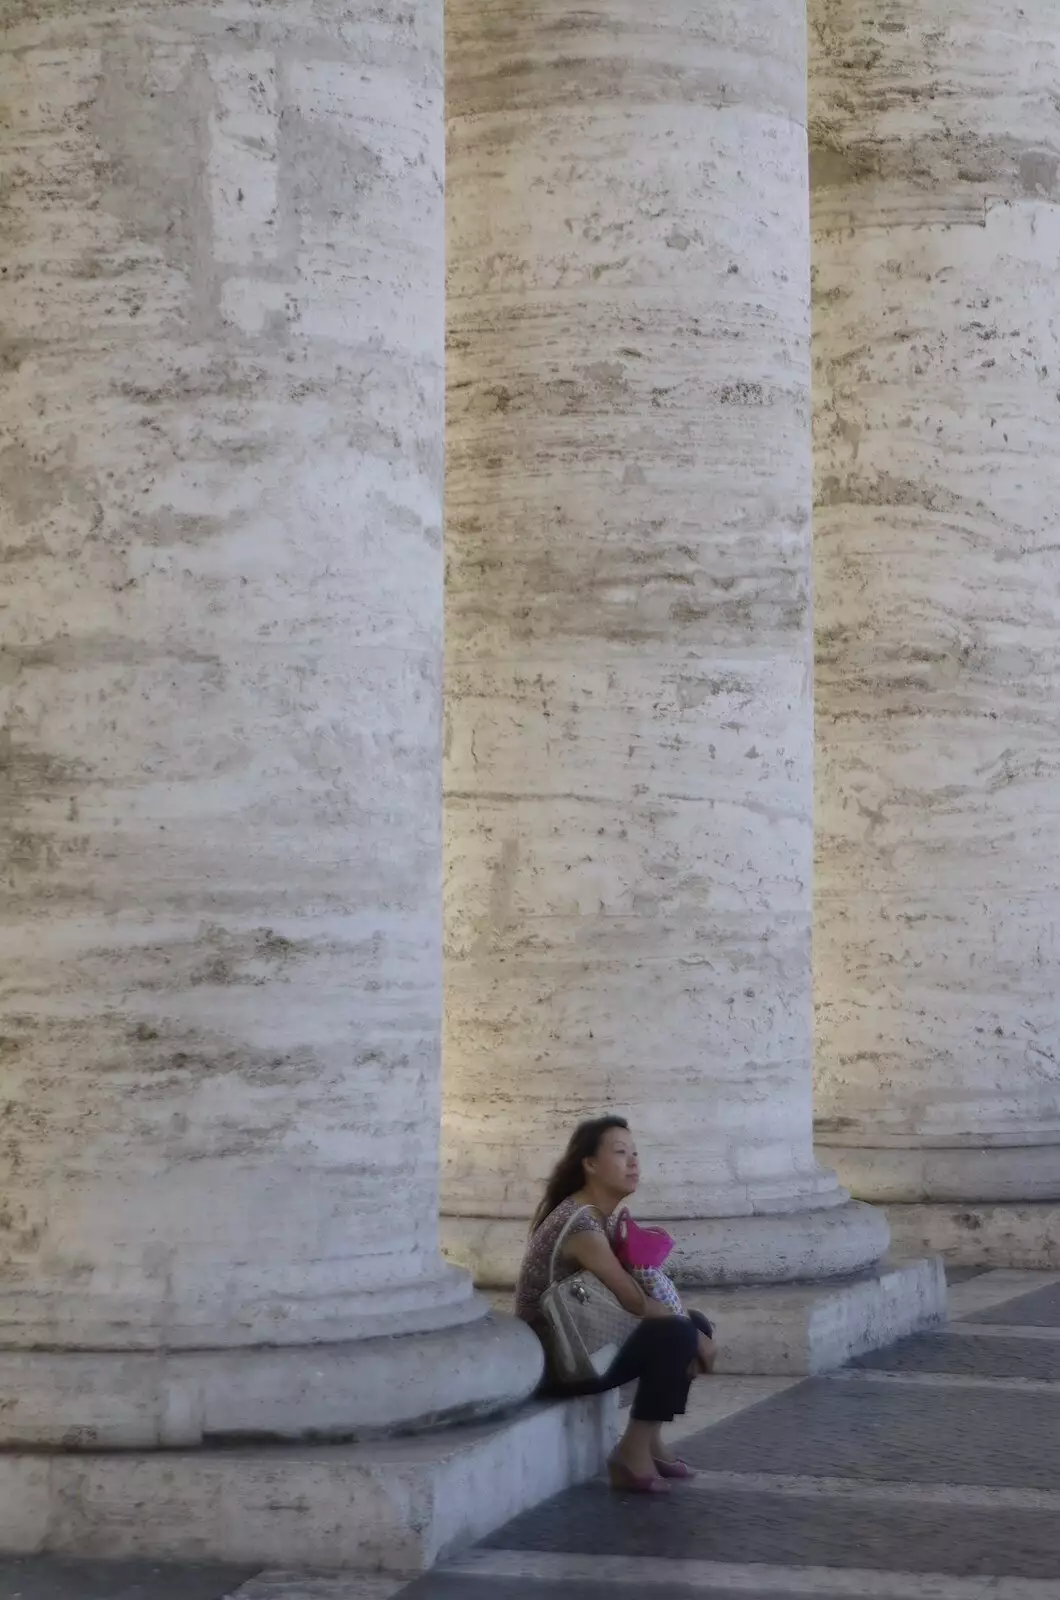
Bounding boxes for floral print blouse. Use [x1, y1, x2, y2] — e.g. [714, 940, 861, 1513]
[514, 1196, 605, 1340]
[515, 1196, 685, 1343]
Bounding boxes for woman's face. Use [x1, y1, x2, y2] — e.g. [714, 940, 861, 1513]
[586, 1126, 640, 1197]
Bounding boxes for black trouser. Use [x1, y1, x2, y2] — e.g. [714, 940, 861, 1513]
[585, 1309, 712, 1424]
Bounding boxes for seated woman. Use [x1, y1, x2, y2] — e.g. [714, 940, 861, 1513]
[515, 1115, 716, 1495]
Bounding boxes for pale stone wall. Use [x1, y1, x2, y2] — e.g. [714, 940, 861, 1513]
[0, 0, 539, 1442]
[812, 3, 1060, 1202]
[441, 0, 887, 1283]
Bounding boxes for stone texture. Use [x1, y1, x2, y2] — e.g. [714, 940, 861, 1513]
[0, 1395, 618, 1571]
[944, 1266, 989, 1284]
[0, 1561, 252, 1600]
[664, 1376, 802, 1443]
[888, 1203, 1060, 1271]
[229, 1579, 405, 1600]
[401, 1582, 892, 1600]
[0, 0, 538, 1443]
[973, 1281, 1060, 1327]
[439, 1554, 1048, 1600]
[0, 1316, 541, 1451]
[12, 1277, 1060, 1581]
[947, 1268, 1060, 1320]
[489, 1256, 943, 1375]
[482, 1480, 1060, 1578]
[811, 5, 1060, 1212]
[685, 1254, 945, 1374]
[854, 1331, 1060, 1378]
[676, 1376, 1060, 1487]
[451, 1205, 890, 1292]
[0, 1575, 407, 1600]
[441, 0, 884, 1284]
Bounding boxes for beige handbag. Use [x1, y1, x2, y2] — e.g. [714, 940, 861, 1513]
[538, 1205, 641, 1383]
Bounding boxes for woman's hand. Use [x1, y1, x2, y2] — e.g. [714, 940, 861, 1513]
[695, 1328, 717, 1375]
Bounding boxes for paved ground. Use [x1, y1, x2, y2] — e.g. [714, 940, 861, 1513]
[4, 1269, 1060, 1600]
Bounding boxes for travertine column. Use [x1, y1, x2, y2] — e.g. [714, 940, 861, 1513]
[0, 1, 538, 1449]
[441, 0, 888, 1286]
[813, 4, 1060, 1234]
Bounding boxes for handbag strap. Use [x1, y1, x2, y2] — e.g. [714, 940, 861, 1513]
[548, 1203, 602, 1285]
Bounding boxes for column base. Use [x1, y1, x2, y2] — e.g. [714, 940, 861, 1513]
[817, 1141, 1060, 1204]
[0, 1307, 543, 1450]
[0, 1390, 619, 1570]
[442, 1198, 890, 1288]
[486, 1253, 945, 1375]
[685, 1255, 946, 1374]
[885, 1201, 1060, 1272]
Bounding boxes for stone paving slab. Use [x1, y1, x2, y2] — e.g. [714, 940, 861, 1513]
[480, 1481, 1060, 1578]
[399, 1576, 876, 1600]
[232, 1574, 406, 1600]
[852, 1332, 1060, 1380]
[973, 1283, 1060, 1327]
[670, 1376, 1060, 1487]
[0, 1561, 253, 1600]
[12, 1274, 1060, 1600]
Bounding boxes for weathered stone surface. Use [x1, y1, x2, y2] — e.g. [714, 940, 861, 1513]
[401, 1582, 799, 1600]
[448, 1205, 891, 1291]
[854, 1330, 1060, 1378]
[0, 0, 538, 1440]
[676, 1375, 1060, 1488]
[972, 1280, 1060, 1327]
[811, 4, 1060, 1210]
[887, 1203, 1060, 1270]
[825, 1147, 1060, 1205]
[0, 1394, 618, 1570]
[685, 1254, 945, 1374]
[483, 1476, 1060, 1578]
[0, 1316, 543, 1450]
[12, 1275, 1060, 1579]
[488, 1256, 943, 1374]
[0, 1559, 253, 1600]
[441, 0, 884, 1283]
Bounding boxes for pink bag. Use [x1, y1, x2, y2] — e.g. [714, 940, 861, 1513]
[611, 1208, 674, 1270]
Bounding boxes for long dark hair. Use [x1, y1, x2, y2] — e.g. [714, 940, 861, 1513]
[530, 1115, 630, 1233]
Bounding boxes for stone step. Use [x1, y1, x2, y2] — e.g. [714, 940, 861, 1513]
[0, 1395, 617, 1573]
[491, 1254, 946, 1376]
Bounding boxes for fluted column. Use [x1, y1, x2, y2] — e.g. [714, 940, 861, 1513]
[441, 0, 888, 1286]
[812, 4, 1060, 1227]
[0, 0, 538, 1449]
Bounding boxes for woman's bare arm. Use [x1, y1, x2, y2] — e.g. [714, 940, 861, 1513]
[562, 1230, 673, 1318]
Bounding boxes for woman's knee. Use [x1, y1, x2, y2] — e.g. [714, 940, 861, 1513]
[642, 1315, 699, 1362]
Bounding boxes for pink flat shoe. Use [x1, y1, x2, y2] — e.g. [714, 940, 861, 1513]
[607, 1453, 671, 1494]
[653, 1456, 697, 1480]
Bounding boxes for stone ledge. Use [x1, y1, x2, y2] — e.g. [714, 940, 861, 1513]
[818, 1142, 1060, 1203]
[0, 1391, 619, 1571]
[489, 1256, 945, 1377]
[885, 1203, 1060, 1271]
[686, 1255, 946, 1375]
[0, 1312, 543, 1450]
[445, 1199, 891, 1289]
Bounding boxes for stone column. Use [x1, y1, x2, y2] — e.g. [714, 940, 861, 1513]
[441, 0, 888, 1287]
[812, 4, 1060, 1250]
[0, 1, 538, 1450]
